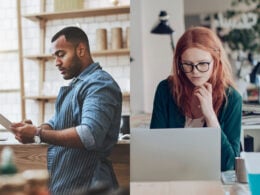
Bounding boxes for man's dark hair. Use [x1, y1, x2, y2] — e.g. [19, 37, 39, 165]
[51, 26, 90, 52]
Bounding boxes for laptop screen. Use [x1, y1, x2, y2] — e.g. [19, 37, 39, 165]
[130, 127, 221, 182]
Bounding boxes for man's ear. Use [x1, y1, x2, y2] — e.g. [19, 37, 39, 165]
[76, 43, 86, 57]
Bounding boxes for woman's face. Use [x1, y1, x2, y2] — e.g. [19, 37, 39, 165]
[180, 47, 214, 87]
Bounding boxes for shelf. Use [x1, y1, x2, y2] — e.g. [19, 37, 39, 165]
[24, 54, 54, 61]
[0, 49, 18, 54]
[92, 48, 130, 56]
[24, 92, 129, 101]
[24, 96, 57, 101]
[23, 6, 130, 21]
[24, 48, 130, 61]
[243, 125, 260, 130]
[0, 89, 20, 93]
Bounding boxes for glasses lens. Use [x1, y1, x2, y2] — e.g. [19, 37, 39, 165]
[181, 64, 193, 73]
[197, 62, 209, 72]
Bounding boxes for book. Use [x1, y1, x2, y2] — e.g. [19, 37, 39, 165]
[242, 114, 260, 125]
[243, 103, 260, 113]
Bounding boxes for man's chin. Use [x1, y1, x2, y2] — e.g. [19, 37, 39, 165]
[62, 75, 72, 80]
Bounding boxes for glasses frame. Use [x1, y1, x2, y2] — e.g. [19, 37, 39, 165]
[179, 61, 211, 73]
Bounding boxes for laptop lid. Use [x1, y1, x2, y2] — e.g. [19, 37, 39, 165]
[130, 127, 221, 182]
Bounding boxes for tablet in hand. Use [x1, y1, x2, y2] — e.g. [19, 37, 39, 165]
[0, 114, 12, 132]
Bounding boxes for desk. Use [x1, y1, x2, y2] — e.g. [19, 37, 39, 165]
[131, 181, 225, 195]
[0, 132, 129, 188]
[131, 181, 249, 195]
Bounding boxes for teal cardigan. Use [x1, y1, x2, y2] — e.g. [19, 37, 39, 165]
[150, 79, 242, 171]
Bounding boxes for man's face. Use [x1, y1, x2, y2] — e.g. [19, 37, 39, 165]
[51, 35, 82, 80]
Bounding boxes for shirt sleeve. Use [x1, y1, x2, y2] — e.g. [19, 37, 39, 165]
[76, 73, 122, 150]
[220, 88, 242, 171]
[76, 125, 95, 147]
[46, 115, 55, 129]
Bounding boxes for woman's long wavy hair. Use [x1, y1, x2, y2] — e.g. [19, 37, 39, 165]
[170, 26, 236, 116]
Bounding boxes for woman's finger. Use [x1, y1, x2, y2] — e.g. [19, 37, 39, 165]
[204, 82, 212, 93]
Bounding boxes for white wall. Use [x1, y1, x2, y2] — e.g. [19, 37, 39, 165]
[130, 0, 185, 114]
[184, 0, 232, 15]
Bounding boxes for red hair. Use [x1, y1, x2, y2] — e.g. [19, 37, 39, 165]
[170, 26, 235, 116]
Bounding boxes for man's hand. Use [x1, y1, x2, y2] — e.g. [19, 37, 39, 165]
[10, 122, 36, 144]
[23, 119, 33, 125]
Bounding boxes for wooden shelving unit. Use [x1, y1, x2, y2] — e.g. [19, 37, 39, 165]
[23, 6, 130, 21]
[0, 49, 18, 54]
[25, 95, 57, 101]
[23, 4, 130, 124]
[24, 54, 54, 61]
[24, 92, 129, 123]
[0, 50, 20, 95]
[25, 93, 129, 101]
[24, 48, 130, 60]
[0, 0, 26, 120]
[0, 89, 20, 93]
[92, 48, 130, 56]
[24, 95, 57, 127]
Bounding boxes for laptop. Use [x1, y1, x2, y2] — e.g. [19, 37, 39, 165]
[130, 127, 221, 182]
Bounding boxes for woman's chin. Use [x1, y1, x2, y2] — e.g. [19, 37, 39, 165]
[191, 82, 205, 87]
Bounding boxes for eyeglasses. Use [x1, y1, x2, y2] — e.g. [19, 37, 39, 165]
[180, 61, 211, 73]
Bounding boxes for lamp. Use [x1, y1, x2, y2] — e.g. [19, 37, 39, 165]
[151, 10, 175, 50]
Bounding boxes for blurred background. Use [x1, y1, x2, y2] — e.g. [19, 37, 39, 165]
[0, 0, 130, 124]
[131, 0, 260, 115]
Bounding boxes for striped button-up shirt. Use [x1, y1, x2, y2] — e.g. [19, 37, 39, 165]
[46, 62, 122, 195]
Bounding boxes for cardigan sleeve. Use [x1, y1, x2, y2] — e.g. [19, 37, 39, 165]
[220, 88, 242, 171]
[150, 80, 170, 128]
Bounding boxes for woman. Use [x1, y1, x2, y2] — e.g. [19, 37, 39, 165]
[150, 26, 242, 171]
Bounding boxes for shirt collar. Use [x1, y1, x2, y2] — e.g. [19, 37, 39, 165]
[69, 62, 101, 85]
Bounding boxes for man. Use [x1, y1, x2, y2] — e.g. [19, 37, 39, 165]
[11, 26, 122, 195]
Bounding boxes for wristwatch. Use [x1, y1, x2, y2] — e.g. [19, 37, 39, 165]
[34, 135, 41, 144]
[34, 127, 42, 144]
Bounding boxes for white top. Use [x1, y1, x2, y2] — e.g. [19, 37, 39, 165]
[185, 116, 204, 128]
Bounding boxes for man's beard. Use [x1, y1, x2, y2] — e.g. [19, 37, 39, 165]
[64, 56, 82, 80]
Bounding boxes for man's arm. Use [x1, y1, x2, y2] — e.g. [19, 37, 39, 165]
[11, 75, 121, 149]
[11, 122, 84, 148]
[40, 126, 84, 148]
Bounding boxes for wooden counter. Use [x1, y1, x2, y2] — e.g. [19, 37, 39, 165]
[110, 140, 130, 188]
[0, 133, 129, 188]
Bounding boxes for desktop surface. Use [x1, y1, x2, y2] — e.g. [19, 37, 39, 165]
[130, 181, 225, 195]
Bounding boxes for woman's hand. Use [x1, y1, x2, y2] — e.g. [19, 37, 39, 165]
[194, 82, 220, 128]
[10, 122, 36, 144]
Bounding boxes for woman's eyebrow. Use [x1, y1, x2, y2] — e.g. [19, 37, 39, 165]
[181, 59, 212, 63]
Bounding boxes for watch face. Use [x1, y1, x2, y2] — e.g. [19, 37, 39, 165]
[34, 136, 41, 144]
